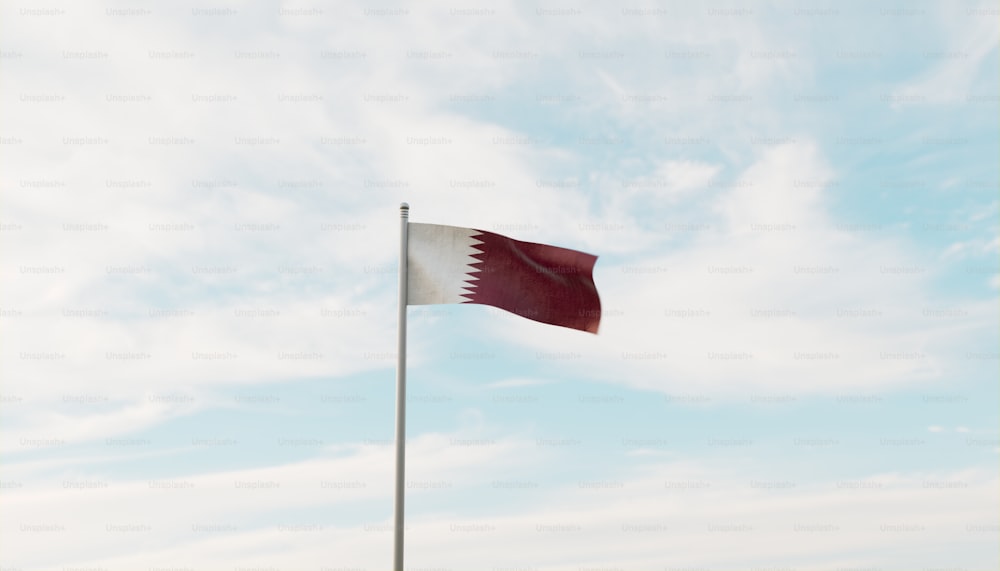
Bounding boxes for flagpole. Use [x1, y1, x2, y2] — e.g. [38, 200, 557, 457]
[393, 202, 409, 571]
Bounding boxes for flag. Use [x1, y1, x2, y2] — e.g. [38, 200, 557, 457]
[407, 223, 601, 333]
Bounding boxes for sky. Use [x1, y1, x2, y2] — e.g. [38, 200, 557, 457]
[0, 1, 997, 570]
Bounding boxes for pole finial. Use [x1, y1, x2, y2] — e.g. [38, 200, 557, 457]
[400, 202, 409, 210]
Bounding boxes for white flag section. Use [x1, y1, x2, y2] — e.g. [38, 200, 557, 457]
[407, 223, 482, 305]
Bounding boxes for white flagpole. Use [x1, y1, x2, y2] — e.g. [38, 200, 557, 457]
[393, 202, 409, 571]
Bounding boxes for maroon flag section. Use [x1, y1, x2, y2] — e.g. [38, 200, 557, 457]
[407, 223, 601, 333]
[463, 230, 600, 333]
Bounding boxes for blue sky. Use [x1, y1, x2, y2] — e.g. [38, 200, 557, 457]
[0, 1, 997, 569]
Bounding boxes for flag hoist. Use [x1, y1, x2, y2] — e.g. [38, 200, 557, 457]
[392, 203, 601, 570]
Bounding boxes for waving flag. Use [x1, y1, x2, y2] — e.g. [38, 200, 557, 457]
[390, 205, 601, 571]
[407, 222, 602, 333]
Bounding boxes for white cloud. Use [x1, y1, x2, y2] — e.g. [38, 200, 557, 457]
[891, 4, 1000, 106]
[2, 440, 995, 570]
[482, 141, 996, 397]
[656, 159, 720, 194]
[0, 428, 538, 569]
[486, 377, 554, 389]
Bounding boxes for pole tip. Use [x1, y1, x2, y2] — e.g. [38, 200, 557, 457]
[400, 202, 409, 210]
